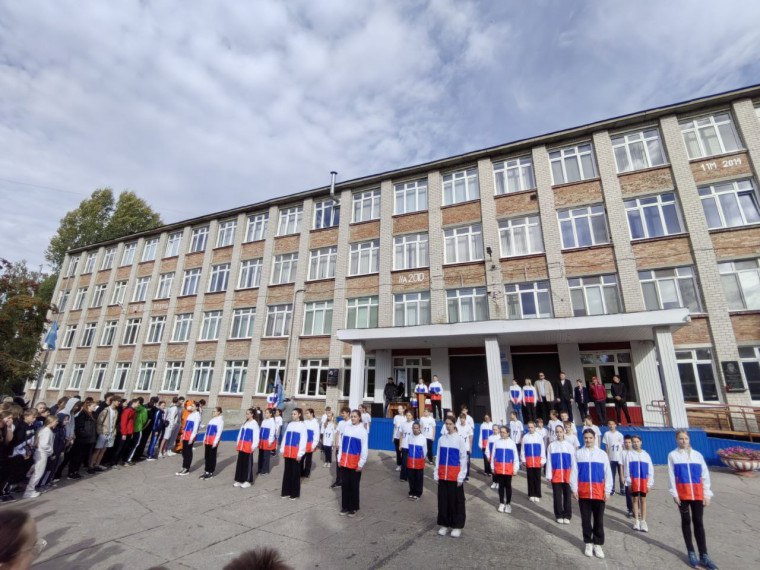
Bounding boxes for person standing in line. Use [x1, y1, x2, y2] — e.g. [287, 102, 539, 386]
[146, 401, 167, 461]
[547, 410, 562, 444]
[428, 375, 443, 420]
[330, 407, 350, 489]
[301, 409, 320, 479]
[622, 435, 635, 517]
[522, 379, 537, 423]
[479, 414, 494, 476]
[113, 399, 136, 467]
[319, 406, 331, 426]
[574, 379, 589, 422]
[572, 428, 613, 559]
[69, 401, 97, 478]
[435, 416, 467, 538]
[589, 376, 607, 424]
[399, 410, 415, 482]
[460, 406, 474, 431]
[23, 415, 57, 499]
[266, 391, 277, 410]
[535, 372, 555, 423]
[626, 434, 654, 532]
[582, 416, 601, 448]
[175, 402, 200, 477]
[280, 408, 307, 500]
[485, 423, 500, 490]
[127, 397, 148, 463]
[508, 412, 524, 457]
[160, 397, 180, 458]
[383, 377, 397, 418]
[361, 405, 372, 434]
[337, 409, 369, 517]
[200, 407, 224, 480]
[547, 425, 577, 524]
[508, 380, 523, 423]
[39, 413, 68, 490]
[412, 378, 428, 419]
[455, 413, 473, 482]
[419, 408, 437, 465]
[603, 420, 625, 495]
[258, 408, 277, 475]
[667, 430, 718, 570]
[490, 425, 519, 514]
[233, 408, 259, 488]
[557, 373, 574, 423]
[320, 411, 336, 469]
[563, 421, 580, 451]
[406, 422, 427, 500]
[392, 405, 406, 472]
[611, 376, 631, 425]
[134, 397, 157, 461]
[521, 420, 546, 503]
[91, 396, 119, 471]
[274, 409, 283, 444]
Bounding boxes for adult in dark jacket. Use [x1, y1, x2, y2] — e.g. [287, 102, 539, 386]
[611, 375, 631, 425]
[556, 373, 574, 422]
[383, 377, 397, 417]
[574, 379, 590, 421]
[134, 397, 158, 461]
[69, 401, 98, 478]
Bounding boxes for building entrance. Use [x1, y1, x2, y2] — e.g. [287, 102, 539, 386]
[449, 355, 489, 422]
[511, 352, 562, 386]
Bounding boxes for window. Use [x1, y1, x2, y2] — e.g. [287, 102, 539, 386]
[611, 128, 667, 173]
[123, 318, 141, 345]
[172, 313, 193, 342]
[625, 192, 684, 239]
[111, 281, 127, 305]
[346, 296, 379, 329]
[208, 263, 230, 293]
[265, 304, 293, 337]
[67, 256, 80, 277]
[199, 311, 222, 341]
[112, 363, 131, 392]
[493, 156, 536, 195]
[50, 364, 65, 389]
[394, 292, 431, 326]
[580, 352, 636, 402]
[136, 362, 156, 392]
[189, 227, 209, 253]
[216, 219, 237, 247]
[162, 362, 184, 392]
[549, 143, 597, 185]
[230, 308, 256, 339]
[640, 267, 702, 312]
[155, 273, 174, 299]
[73, 287, 88, 310]
[190, 361, 214, 393]
[394, 179, 428, 215]
[132, 277, 150, 302]
[146, 316, 166, 344]
[245, 212, 269, 242]
[80, 323, 97, 347]
[83, 253, 96, 274]
[342, 357, 376, 399]
[499, 216, 544, 257]
[238, 259, 263, 289]
[165, 232, 182, 257]
[58, 291, 69, 312]
[443, 224, 484, 264]
[277, 206, 303, 236]
[699, 179, 760, 229]
[91, 284, 107, 308]
[100, 321, 117, 346]
[447, 287, 488, 323]
[506, 281, 552, 319]
[298, 359, 328, 397]
[142, 238, 159, 262]
[393, 233, 429, 270]
[569, 274, 622, 316]
[558, 205, 609, 249]
[314, 199, 340, 229]
[349, 240, 380, 275]
[89, 363, 108, 391]
[739, 346, 760, 401]
[302, 301, 333, 336]
[121, 243, 137, 266]
[271, 253, 298, 285]
[257, 360, 285, 395]
[443, 168, 480, 205]
[181, 268, 202, 296]
[308, 247, 337, 280]
[62, 325, 77, 348]
[223, 360, 247, 394]
[677, 349, 719, 402]
[68, 364, 85, 390]
[719, 259, 760, 310]
[352, 189, 381, 222]
[680, 112, 741, 159]
[101, 248, 115, 270]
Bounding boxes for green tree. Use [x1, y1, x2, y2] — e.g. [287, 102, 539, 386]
[103, 191, 163, 242]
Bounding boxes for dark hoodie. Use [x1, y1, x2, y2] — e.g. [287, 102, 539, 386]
[53, 413, 69, 456]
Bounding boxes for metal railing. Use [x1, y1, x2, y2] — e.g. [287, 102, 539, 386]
[684, 402, 760, 442]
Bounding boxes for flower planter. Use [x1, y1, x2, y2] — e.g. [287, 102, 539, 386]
[720, 456, 760, 476]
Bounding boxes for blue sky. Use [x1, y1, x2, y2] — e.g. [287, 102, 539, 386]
[2, 0, 760, 270]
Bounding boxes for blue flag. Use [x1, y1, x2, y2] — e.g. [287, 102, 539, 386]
[274, 370, 284, 409]
[43, 322, 58, 350]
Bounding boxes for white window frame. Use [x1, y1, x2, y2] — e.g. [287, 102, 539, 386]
[111, 281, 127, 305]
[313, 199, 340, 229]
[676, 348, 719, 402]
[62, 325, 77, 348]
[50, 364, 65, 389]
[89, 363, 108, 391]
[393, 233, 429, 270]
[190, 361, 214, 394]
[349, 240, 380, 276]
[277, 206, 303, 236]
[611, 128, 667, 173]
[639, 267, 702, 313]
[680, 112, 742, 159]
[297, 359, 328, 397]
[216, 219, 237, 248]
[245, 212, 269, 242]
[165, 232, 182, 257]
[73, 287, 88, 310]
[141, 238, 159, 262]
[222, 360, 248, 394]
[172, 313, 193, 342]
[136, 362, 156, 392]
[442, 168, 480, 205]
[625, 192, 684, 240]
[342, 357, 377, 400]
[58, 291, 69, 312]
[346, 296, 379, 329]
[308, 247, 337, 280]
[271, 253, 298, 285]
[719, 258, 760, 311]
[68, 363, 86, 390]
[739, 346, 760, 402]
[91, 284, 107, 308]
[699, 179, 760, 230]
[155, 273, 174, 299]
[83, 253, 97, 274]
[238, 259, 263, 289]
[101, 248, 115, 270]
[80, 323, 97, 347]
[558, 205, 610, 249]
[146, 316, 166, 344]
[100, 321, 117, 347]
[493, 156, 536, 195]
[121, 243, 137, 266]
[568, 274, 622, 316]
[67, 255, 80, 277]
[443, 224, 484, 264]
[257, 360, 285, 395]
[265, 304, 293, 337]
[505, 281, 552, 320]
[499, 216, 544, 257]
[352, 189, 381, 222]
[230, 307, 256, 339]
[162, 362, 184, 392]
[446, 287, 488, 323]
[549, 142, 597, 185]
[112, 363, 131, 392]
[181, 268, 201, 296]
[122, 318, 141, 345]
[189, 226, 209, 253]
[302, 301, 333, 336]
[394, 179, 428, 215]
[208, 263, 230, 293]
[132, 277, 150, 302]
[199, 310, 223, 341]
[393, 291, 431, 326]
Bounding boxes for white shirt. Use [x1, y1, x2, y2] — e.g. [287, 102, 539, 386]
[361, 412, 372, 432]
[455, 422, 473, 449]
[547, 420, 562, 442]
[400, 420, 414, 449]
[393, 413, 405, 439]
[321, 421, 336, 447]
[603, 430, 625, 462]
[584, 424, 602, 447]
[419, 416, 436, 440]
[509, 420, 524, 444]
[274, 416, 283, 435]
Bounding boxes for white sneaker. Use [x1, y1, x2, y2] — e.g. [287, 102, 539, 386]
[395, 466, 401, 472]
[562, 519, 570, 524]
[233, 482, 241, 487]
[556, 518, 563, 524]
[241, 482, 252, 489]
[146, 458, 156, 462]
[593, 545, 605, 559]
[498, 503, 505, 512]
[491, 482, 498, 489]
[23, 491, 40, 499]
[640, 520, 649, 533]
[438, 527, 448, 536]
[584, 544, 593, 557]
[529, 497, 535, 502]
[504, 504, 512, 514]
[450, 529, 462, 538]
[166, 451, 176, 457]
[535, 498, 540, 503]
[633, 520, 641, 531]
[177, 469, 189, 476]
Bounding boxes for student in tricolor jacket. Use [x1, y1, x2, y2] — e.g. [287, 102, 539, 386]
[572, 428, 613, 560]
[522, 379, 537, 423]
[198, 407, 223, 480]
[490, 425, 519, 513]
[479, 415, 494, 476]
[520, 420, 546, 502]
[546, 425, 577, 523]
[406, 422, 427, 500]
[485, 424, 500, 489]
[234, 408, 259, 488]
[399, 410, 414, 482]
[392, 405, 406, 471]
[258, 408, 277, 475]
[508, 379, 523, 423]
[301, 408, 320, 478]
[435, 416, 467, 538]
[667, 430, 717, 570]
[622, 435, 635, 518]
[419, 408, 436, 464]
[274, 409, 283, 444]
[412, 378, 428, 419]
[320, 411, 336, 468]
[602, 420, 625, 495]
[330, 408, 350, 489]
[455, 413, 473, 482]
[266, 392, 277, 410]
[625, 434, 654, 532]
[508, 412, 524, 456]
[338, 409, 369, 517]
[280, 408, 307, 500]
[429, 375, 443, 419]
[175, 402, 200, 476]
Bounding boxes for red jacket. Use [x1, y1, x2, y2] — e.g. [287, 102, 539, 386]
[120, 407, 136, 435]
[589, 383, 607, 403]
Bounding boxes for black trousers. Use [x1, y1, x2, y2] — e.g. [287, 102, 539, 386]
[301, 451, 313, 477]
[552, 482, 572, 519]
[257, 448, 271, 474]
[69, 440, 94, 474]
[181, 440, 193, 470]
[322, 445, 332, 464]
[437, 480, 466, 529]
[54, 448, 71, 478]
[560, 399, 574, 422]
[538, 398, 551, 422]
[615, 400, 631, 424]
[400, 449, 409, 481]
[113, 434, 134, 464]
[394, 438, 401, 465]
[134, 426, 151, 459]
[594, 401, 607, 423]
[483, 454, 492, 475]
[579, 499, 605, 545]
[527, 467, 542, 498]
[282, 457, 301, 498]
[333, 448, 342, 485]
[679, 500, 707, 556]
[235, 451, 253, 483]
[577, 402, 588, 421]
[204, 444, 218, 474]
[524, 403, 537, 423]
[494, 474, 512, 504]
[408, 468, 424, 497]
[431, 399, 442, 419]
[426, 440, 434, 463]
[341, 467, 362, 511]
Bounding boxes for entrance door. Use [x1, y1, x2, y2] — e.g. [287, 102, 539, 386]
[511, 353, 562, 386]
[449, 355, 489, 422]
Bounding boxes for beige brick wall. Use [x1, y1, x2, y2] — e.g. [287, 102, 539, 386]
[349, 220, 380, 241]
[563, 247, 617, 278]
[160, 258, 178, 273]
[95, 271, 111, 285]
[224, 340, 252, 360]
[266, 284, 295, 305]
[273, 235, 300, 254]
[553, 179, 604, 209]
[391, 269, 431, 294]
[619, 166, 674, 197]
[345, 274, 380, 297]
[711, 227, 760, 260]
[136, 262, 154, 277]
[441, 201, 481, 226]
[193, 342, 218, 360]
[141, 346, 160, 360]
[259, 339, 287, 359]
[494, 191, 539, 217]
[240, 242, 265, 259]
[673, 317, 712, 345]
[443, 263, 486, 288]
[392, 211, 429, 234]
[299, 337, 331, 357]
[309, 227, 339, 248]
[500, 255, 548, 283]
[690, 151, 752, 184]
[633, 237, 694, 269]
[232, 289, 259, 307]
[304, 280, 336, 300]
[212, 246, 234, 264]
[77, 274, 91, 287]
[166, 344, 187, 360]
[731, 314, 760, 341]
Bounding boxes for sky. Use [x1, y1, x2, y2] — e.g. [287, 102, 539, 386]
[2, 0, 760, 271]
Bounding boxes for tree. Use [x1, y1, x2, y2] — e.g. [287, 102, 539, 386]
[103, 191, 163, 242]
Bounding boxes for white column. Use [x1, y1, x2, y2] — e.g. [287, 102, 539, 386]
[485, 337, 508, 424]
[557, 343, 584, 423]
[374, 349, 392, 403]
[431, 347, 451, 411]
[348, 342, 366, 410]
[654, 327, 688, 428]
[630, 340, 666, 426]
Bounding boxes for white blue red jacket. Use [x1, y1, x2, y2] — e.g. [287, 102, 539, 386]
[406, 434, 428, 470]
[625, 449, 654, 493]
[485, 433, 500, 462]
[259, 418, 277, 450]
[522, 385, 536, 405]
[266, 393, 277, 409]
[509, 385, 523, 406]
[572, 446, 613, 500]
[428, 381, 443, 401]
[280, 421, 307, 460]
[203, 416, 224, 446]
[546, 440, 577, 483]
[520, 432, 546, 468]
[304, 418, 320, 453]
[338, 422, 368, 470]
[236, 420, 259, 454]
[181, 411, 201, 443]
[479, 422, 493, 450]
[490, 437, 520, 476]
[435, 433, 467, 483]
[411, 383, 428, 407]
[668, 448, 712, 502]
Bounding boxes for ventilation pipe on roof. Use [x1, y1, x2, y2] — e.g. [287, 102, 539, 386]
[329, 171, 339, 204]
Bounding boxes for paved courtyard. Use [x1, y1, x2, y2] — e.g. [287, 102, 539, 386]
[7, 445, 760, 569]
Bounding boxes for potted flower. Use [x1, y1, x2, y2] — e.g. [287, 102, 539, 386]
[717, 446, 760, 476]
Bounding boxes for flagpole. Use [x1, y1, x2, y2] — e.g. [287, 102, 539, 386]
[30, 348, 50, 407]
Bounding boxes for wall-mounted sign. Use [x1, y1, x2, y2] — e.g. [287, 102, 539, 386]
[397, 272, 426, 285]
[721, 361, 745, 392]
[327, 368, 340, 387]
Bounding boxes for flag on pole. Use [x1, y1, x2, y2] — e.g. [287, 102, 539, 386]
[274, 370, 284, 409]
[43, 322, 59, 350]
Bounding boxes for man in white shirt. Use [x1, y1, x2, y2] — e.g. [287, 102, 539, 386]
[419, 408, 437, 464]
[455, 413, 473, 481]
